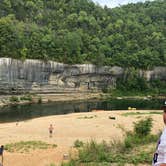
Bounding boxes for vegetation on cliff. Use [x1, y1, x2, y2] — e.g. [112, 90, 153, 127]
[110, 67, 166, 96]
[0, 0, 165, 69]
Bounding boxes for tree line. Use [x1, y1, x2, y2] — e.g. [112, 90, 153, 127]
[0, 0, 165, 69]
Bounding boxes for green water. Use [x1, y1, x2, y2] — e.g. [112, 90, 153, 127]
[0, 99, 164, 123]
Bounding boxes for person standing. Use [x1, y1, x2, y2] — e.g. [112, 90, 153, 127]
[152, 101, 166, 166]
[0, 145, 4, 166]
[49, 124, 54, 138]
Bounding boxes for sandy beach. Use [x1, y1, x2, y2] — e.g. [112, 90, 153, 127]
[0, 110, 164, 166]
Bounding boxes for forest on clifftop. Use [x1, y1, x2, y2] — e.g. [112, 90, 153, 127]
[0, 0, 165, 69]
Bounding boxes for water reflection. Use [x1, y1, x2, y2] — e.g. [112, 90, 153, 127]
[0, 99, 164, 123]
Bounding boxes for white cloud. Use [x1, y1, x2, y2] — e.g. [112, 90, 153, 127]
[92, 0, 153, 8]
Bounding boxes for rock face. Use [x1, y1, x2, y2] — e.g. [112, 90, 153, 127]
[0, 58, 165, 94]
[0, 58, 123, 94]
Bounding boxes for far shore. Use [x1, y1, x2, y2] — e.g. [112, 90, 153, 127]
[0, 92, 165, 108]
[0, 92, 106, 107]
[0, 109, 164, 166]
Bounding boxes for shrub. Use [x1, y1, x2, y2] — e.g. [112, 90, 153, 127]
[20, 94, 32, 101]
[9, 96, 19, 102]
[134, 117, 153, 136]
[124, 132, 133, 149]
[102, 87, 109, 93]
[61, 118, 158, 166]
[38, 97, 42, 104]
[74, 140, 84, 148]
[78, 140, 111, 162]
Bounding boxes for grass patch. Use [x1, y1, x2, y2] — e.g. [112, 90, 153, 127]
[62, 118, 160, 166]
[123, 132, 158, 150]
[63, 139, 157, 166]
[5, 141, 57, 153]
[122, 111, 162, 116]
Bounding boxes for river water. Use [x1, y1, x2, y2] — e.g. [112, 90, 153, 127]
[0, 99, 164, 123]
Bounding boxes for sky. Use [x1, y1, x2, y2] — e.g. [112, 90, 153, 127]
[92, 0, 153, 8]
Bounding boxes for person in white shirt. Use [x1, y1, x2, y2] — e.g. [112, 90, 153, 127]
[152, 101, 166, 166]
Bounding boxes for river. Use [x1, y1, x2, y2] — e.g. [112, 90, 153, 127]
[0, 98, 164, 123]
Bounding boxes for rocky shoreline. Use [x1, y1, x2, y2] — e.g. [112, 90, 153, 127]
[0, 92, 106, 107]
[0, 92, 165, 108]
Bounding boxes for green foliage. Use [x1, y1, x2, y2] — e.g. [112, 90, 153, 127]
[134, 117, 153, 136]
[101, 87, 109, 93]
[20, 94, 32, 101]
[123, 132, 158, 150]
[0, 0, 165, 69]
[78, 140, 111, 162]
[62, 118, 159, 166]
[48, 163, 56, 166]
[150, 79, 166, 95]
[9, 96, 19, 102]
[5, 141, 57, 153]
[61, 160, 79, 166]
[122, 111, 162, 116]
[38, 96, 42, 104]
[117, 67, 149, 92]
[114, 67, 166, 96]
[74, 140, 84, 148]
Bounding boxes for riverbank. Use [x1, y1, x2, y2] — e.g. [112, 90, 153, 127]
[0, 110, 164, 166]
[1, 92, 165, 108]
[0, 92, 106, 107]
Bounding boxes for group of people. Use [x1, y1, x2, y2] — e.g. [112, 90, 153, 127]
[0, 103, 166, 166]
[48, 103, 166, 166]
[0, 125, 54, 166]
[45, 102, 166, 166]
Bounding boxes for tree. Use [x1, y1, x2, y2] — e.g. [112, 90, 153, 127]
[0, 0, 165, 68]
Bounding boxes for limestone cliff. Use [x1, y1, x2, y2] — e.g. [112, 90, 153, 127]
[0, 58, 123, 94]
[0, 58, 165, 94]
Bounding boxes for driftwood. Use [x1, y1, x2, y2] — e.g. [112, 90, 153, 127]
[109, 116, 116, 120]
